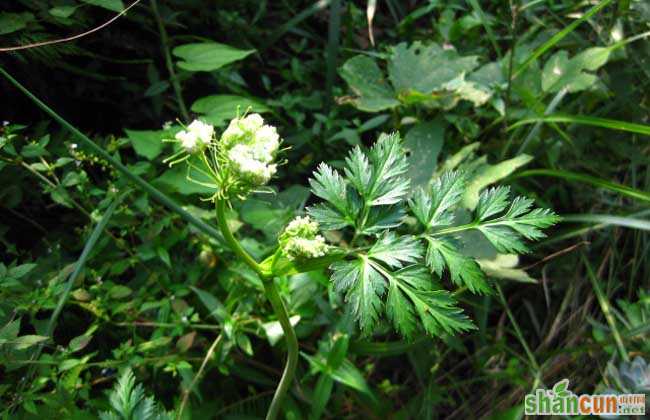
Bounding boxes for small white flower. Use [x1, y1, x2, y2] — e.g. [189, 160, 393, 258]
[187, 119, 214, 145]
[162, 120, 173, 130]
[2, 121, 9, 126]
[176, 130, 199, 153]
[240, 113, 264, 132]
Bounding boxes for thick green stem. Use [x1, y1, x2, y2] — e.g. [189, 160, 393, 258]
[262, 280, 299, 420]
[215, 199, 298, 420]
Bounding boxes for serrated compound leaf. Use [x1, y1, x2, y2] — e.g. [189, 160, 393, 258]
[367, 132, 409, 206]
[330, 258, 386, 335]
[361, 205, 405, 234]
[478, 225, 529, 254]
[424, 236, 490, 294]
[344, 146, 373, 196]
[339, 55, 400, 112]
[368, 232, 423, 269]
[307, 203, 351, 231]
[409, 171, 465, 229]
[476, 186, 511, 221]
[389, 265, 475, 337]
[309, 163, 349, 214]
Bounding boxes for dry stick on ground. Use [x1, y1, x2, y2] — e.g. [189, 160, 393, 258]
[0, 0, 143, 52]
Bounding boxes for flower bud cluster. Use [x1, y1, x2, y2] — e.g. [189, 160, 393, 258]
[280, 216, 328, 260]
[220, 114, 280, 186]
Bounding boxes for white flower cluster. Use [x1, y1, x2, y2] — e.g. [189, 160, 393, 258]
[175, 119, 214, 153]
[281, 216, 328, 260]
[220, 114, 280, 186]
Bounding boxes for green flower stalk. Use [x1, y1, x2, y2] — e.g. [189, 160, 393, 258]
[164, 113, 298, 420]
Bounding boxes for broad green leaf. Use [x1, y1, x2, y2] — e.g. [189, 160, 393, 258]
[154, 166, 216, 196]
[310, 374, 334, 420]
[403, 121, 444, 190]
[124, 129, 167, 160]
[7, 263, 36, 279]
[191, 95, 269, 124]
[541, 47, 611, 93]
[172, 42, 255, 72]
[442, 74, 492, 106]
[49, 6, 77, 18]
[0, 12, 34, 35]
[339, 55, 399, 112]
[330, 358, 378, 403]
[80, 0, 124, 12]
[190, 286, 227, 322]
[12, 335, 49, 350]
[388, 42, 479, 96]
[462, 154, 532, 210]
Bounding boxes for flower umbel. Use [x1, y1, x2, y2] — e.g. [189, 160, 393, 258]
[220, 113, 280, 187]
[280, 216, 329, 260]
[174, 119, 215, 153]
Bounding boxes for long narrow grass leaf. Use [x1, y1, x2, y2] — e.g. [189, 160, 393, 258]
[513, 0, 615, 78]
[511, 169, 650, 203]
[561, 214, 650, 231]
[509, 114, 650, 137]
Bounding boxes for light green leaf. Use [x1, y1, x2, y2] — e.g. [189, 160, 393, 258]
[403, 121, 444, 190]
[0, 12, 34, 35]
[154, 166, 216, 196]
[462, 154, 532, 210]
[476, 254, 536, 283]
[13, 335, 49, 350]
[124, 129, 167, 160]
[49, 6, 77, 18]
[388, 42, 479, 95]
[172, 42, 255, 72]
[262, 315, 301, 346]
[339, 55, 399, 112]
[541, 47, 611, 93]
[191, 95, 269, 124]
[190, 286, 227, 322]
[80, 0, 125, 12]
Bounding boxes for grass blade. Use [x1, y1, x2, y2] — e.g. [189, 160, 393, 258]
[561, 214, 650, 231]
[513, 0, 615, 78]
[47, 191, 130, 336]
[509, 113, 650, 137]
[511, 169, 650, 203]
